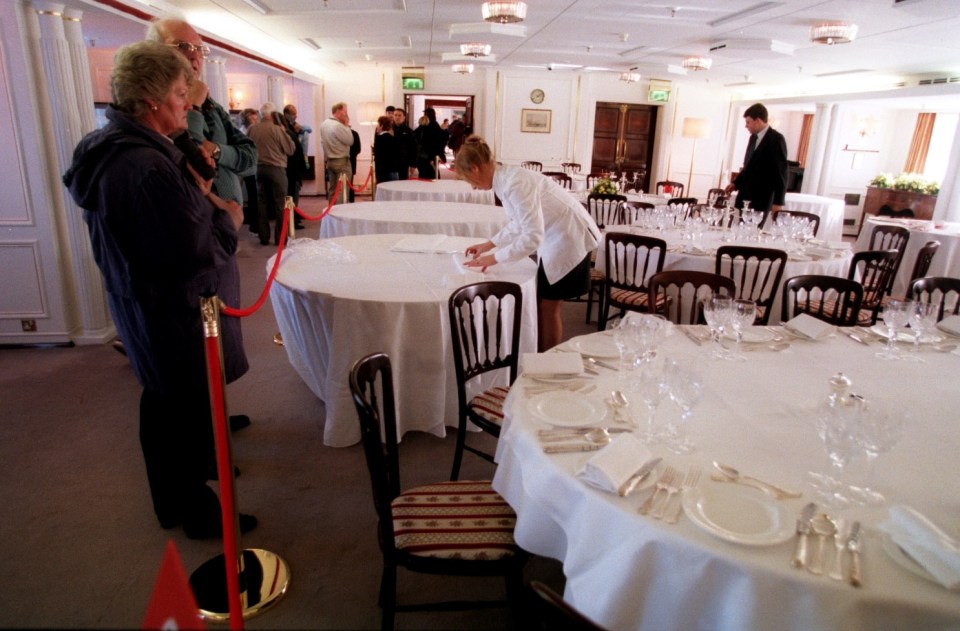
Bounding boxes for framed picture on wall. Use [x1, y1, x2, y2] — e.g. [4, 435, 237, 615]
[521, 109, 551, 133]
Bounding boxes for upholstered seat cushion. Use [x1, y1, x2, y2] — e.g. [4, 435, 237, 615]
[609, 288, 650, 307]
[392, 480, 519, 560]
[468, 386, 509, 426]
[590, 267, 605, 282]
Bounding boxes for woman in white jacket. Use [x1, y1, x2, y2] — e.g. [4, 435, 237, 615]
[457, 136, 601, 350]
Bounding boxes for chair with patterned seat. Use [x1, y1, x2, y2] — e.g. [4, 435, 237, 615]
[910, 276, 960, 321]
[599, 233, 667, 330]
[880, 240, 940, 309]
[521, 160, 543, 171]
[647, 270, 735, 325]
[715, 246, 788, 325]
[781, 275, 864, 326]
[848, 249, 901, 326]
[349, 352, 528, 631]
[655, 180, 685, 198]
[542, 171, 573, 189]
[448, 281, 523, 480]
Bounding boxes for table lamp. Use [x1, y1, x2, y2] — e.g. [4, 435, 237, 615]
[682, 117, 711, 197]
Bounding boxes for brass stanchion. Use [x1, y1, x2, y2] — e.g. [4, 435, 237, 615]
[434, 155, 441, 181]
[339, 173, 349, 204]
[285, 196, 295, 240]
[191, 296, 290, 625]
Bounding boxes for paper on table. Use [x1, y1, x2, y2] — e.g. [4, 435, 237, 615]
[521, 352, 583, 377]
[576, 433, 656, 494]
[784, 313, 834, 340]
[878, 505, 960, 590]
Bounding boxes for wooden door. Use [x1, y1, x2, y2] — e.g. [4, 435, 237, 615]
[591, 102, 657, 192]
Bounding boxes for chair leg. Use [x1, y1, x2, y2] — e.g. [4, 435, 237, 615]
[598, 295, 609, 331]
[450, 417, 467, 481]
[585, 288, 594, 324]
[379, 564, 397, 631]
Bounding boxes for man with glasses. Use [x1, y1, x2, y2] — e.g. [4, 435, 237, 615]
[147, 19, 257, 211]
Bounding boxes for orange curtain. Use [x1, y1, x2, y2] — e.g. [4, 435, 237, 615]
[796, 114, 814, 167]
[904, 112, 936, 174]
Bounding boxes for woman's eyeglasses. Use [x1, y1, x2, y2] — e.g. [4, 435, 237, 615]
[170, 41, 211, 57]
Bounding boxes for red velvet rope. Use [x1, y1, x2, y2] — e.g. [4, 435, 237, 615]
[347, 166, 373, 193]
[220, 179, 342, 318]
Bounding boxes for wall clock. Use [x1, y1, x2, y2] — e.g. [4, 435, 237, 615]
[530, 89, 545, 104]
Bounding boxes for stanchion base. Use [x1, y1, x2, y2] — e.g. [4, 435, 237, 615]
[190, 548, 290, 623]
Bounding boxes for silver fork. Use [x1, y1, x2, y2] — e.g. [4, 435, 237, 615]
[667, 467, 702, 524]
[639, 467, 676, 515]
[652, 469, 685, 519]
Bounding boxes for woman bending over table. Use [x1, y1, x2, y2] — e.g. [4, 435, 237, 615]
[456, 136, 600, 350]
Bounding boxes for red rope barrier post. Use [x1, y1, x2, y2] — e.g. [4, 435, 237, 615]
[285, 196, 295, 240]
[189, 296, 290, 624]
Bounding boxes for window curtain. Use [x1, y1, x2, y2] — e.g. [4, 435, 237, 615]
[796, 114, 814, 167]
[904, 112, 936, 174]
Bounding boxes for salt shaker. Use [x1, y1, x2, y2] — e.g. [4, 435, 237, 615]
[827, 372, 851, 407]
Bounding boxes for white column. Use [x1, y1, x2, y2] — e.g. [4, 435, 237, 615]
[206, 56, 227, 106]
[816, 104, 843, 196]
[801, 103, 832, 195]
[934, 119, 960, 222]
[30, 1, 112, 342]
[267, 75, 285, 108]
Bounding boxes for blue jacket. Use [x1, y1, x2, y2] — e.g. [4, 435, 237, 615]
[63, 106, 248, 392]
[187, 97, 257, 205]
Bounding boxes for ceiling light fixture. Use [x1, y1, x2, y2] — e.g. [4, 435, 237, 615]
[452, 63, 475, 74]
[810, 22, 858, 45]
[682, 56, 712, 71]
[460, 42, 491, 57]
[482, 1, 527, 24]
[240, 0, 269, 15]
[619, 71, 641, 83]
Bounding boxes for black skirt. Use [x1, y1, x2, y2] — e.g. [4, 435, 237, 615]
[537, 253, 592, 300]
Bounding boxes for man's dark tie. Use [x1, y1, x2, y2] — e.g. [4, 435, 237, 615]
[744, 133, 758, 165]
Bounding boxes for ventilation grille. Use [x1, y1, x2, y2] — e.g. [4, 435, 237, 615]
[918, 76, 960, 85]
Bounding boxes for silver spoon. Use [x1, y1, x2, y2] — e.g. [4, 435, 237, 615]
[610, 390, 631, 425]
[540, 427, 613, 444]
[711, 462, 803, 499]
[933, 343, 957, 353]
[808, 513, 836, 576]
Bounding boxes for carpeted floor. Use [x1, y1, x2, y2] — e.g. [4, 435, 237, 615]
[0, 193, 596, 630]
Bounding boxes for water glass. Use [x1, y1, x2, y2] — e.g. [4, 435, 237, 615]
[877, 299, 913, 360]
[662, 356, 704, 454]
[730, 299, 757, 361]
[701, 294, 733, 359]
[849, 397, 904, 505]
[909, 301, 940, 356]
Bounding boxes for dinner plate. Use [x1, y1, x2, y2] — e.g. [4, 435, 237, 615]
[527, 391, 608, 427]
[881, 533, 939, 585]
[682, 484, 794, 545]
[567, 335, 621, 359]
[723, 328, 774, 343]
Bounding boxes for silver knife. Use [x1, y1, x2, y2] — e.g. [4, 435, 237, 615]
[681, 327, 703, 346]
[618, 457, 663, 497]
[844, 330, 870, 346]
[543, 442, 607, 454]
[847, 521, 863, 587]
[791, 502, 817, 569]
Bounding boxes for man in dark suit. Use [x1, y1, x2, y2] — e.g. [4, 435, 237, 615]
[725, 103, 788, 215]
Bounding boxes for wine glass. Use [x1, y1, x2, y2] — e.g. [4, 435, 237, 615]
[729, 299, 757, 361]
[636, 363, 668, 444]
[662, 356, 704, 454]
[809, 399, 858, 509]
[877, 299, 913, 360]
[849, 397, 904, 506]
[611, 317, 634, 383]
[909, 301, 940, 357]
[701, 293, 732, 359]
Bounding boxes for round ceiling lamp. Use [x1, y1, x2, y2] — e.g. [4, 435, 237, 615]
[460, 42, 491, 58]
[619, 72, 641, 83]
[482, 1, 527, 24]
[810, 22, 858, 45]
[452, 63, 475, 74]
[681, 56, 712, 71]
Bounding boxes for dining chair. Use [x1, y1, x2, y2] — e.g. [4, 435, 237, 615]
[715, 245, 788, 325]
[879, 240, 939, 309]
[666, 197, 697, 222]
[770, 210, 821, 237]
[542, 171, 573, 189]
[599, 232, 667, 330]
[585, 172, 607, 190]
[585, 193, 626, 229]
[448, 281, 523, 480]
[349, 352, 527, 631]
[521, 160, 543, 171]
[781, 275, 864, 326]
[561, 162, 581, 174]
[621, 201, 655, 224]
[647, 270, 735, 325]
[847, 249, 901, 325]
[529, 581, 606, 631]
[706, 188, 726, 207]
[909, 276, 960, 321]
[655, 180, 685, 197]
[867, 224, 910, 270]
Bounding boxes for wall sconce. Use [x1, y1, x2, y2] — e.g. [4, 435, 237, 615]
[856, 116, 879, 138]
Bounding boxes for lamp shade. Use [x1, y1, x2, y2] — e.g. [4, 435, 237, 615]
[681, 117, 711, 139]
[358, 101, 385, 126]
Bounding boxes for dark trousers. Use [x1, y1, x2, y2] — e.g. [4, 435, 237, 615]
[257, 164, 288, 244]
[242, 175, 259, 227]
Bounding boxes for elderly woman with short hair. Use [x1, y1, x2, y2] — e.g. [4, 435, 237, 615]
[63, 40, 254, 539]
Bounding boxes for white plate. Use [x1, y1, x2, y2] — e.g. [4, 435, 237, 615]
[881, 534, 939, 585]
[936, 317, 960, 338]
[724, 328, 774, 343]
[567, 335, 621, 359]
[527, 391, 608, 427]
[682, 484, 795, 546]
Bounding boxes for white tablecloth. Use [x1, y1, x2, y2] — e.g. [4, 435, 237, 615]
[375, 179, 496, 205]
[595, 227, 852, 323]
[268, 234, 538, 447]
[784, 193, 846, 243]
[494, 329, 960, 631]
[318, 201, 507, 239]
[855, 217, 960, 296]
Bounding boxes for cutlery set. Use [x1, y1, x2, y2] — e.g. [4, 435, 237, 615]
[638, 466, 701, 523]
[792, 503, 862, 587]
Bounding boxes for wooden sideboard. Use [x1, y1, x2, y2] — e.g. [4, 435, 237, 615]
[860, 186, 937, 227]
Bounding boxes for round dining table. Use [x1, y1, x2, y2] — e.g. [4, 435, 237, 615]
[318, 201, 507, 240]
[855, 216, 960, 296]
[783, 193, 846, 243]
[494, 326, 960, 631]
[374, 179, 496, 204]
[594, 226, 852, 323]
[268, 233, 538, 447]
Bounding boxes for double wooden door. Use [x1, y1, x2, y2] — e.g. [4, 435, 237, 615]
[591, 102, 657, 192]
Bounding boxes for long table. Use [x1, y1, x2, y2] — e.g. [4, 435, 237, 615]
[494, 327, 960, 630]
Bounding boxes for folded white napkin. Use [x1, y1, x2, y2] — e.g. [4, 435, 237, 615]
[784, 313, 834, 340]
[576, 434, 655, 494]
[878, 505, 960, 590]
[521, 352, 583, 378]
[937, 315, 960, 337]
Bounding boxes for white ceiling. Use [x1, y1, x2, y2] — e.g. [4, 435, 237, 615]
[69, 0, 960, 95]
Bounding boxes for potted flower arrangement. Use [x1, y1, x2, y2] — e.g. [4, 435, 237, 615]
[869, 172, 939, 195]
[862, 171, 939, 223]
[590, 177, 619, 196]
